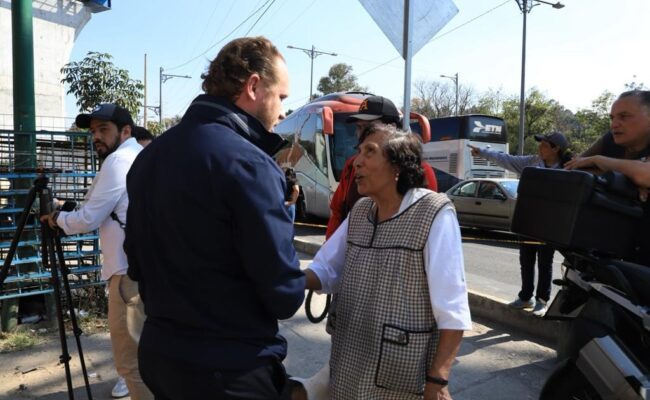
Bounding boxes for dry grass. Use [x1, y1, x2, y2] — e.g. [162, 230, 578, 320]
[0, 330, 44, 353]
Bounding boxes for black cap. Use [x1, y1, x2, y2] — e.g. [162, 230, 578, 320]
[534, 132, 569, 151]
[75, 103, 134, 129]
[345, 96, 400, 124]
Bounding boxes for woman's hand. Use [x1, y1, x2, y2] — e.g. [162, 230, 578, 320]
[467, 144, 480, 157]
[424, 382, 452, 400]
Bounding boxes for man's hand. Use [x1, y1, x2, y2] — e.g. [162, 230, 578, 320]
[39, 212, 59, 230]
[424, 382, 452, 400]
[564, 155, 600, 170]
[467, 144, 480, 157]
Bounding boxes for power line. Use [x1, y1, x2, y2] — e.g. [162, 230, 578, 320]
[244, 0, 277, 36]
[275, 0, 318, 38]
[356, 0, 511, 78]
[166, 0, 274, 71]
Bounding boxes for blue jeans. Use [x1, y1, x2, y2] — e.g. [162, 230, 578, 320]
[286, 204, 296, 223]
[518, 242, 555, 303]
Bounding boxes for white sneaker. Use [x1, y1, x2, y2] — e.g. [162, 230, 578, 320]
[111, 376, 129, 398]
[532, 301, 547, 317]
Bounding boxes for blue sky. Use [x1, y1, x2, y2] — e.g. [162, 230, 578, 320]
[66, 0, 650, 122]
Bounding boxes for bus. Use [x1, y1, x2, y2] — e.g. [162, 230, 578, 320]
[274, 92, 431, 219]
[412, 114, 508, 192]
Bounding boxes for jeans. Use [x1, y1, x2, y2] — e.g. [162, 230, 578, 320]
[286, 204, 296, 223]
[518, 242, 555, 303]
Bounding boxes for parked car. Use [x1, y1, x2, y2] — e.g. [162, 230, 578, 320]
[446, 178, 519, 231]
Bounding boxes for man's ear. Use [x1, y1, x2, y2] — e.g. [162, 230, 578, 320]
[120, 125, 132, 142]
[243, 73, 262, 102]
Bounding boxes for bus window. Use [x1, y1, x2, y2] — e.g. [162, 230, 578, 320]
[330, 113, 358, 181]
[299, 113, 317, 162]
[466, 116, 506, 143]
[274, 112, 302, 143]
[315, 118, 328, 177]
[429, 118, 461, 141]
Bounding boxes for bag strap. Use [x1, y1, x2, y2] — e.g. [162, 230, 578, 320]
[110, 212, 126, 229]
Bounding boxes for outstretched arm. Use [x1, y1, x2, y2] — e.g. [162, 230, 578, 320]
[565, 155, 650, 187]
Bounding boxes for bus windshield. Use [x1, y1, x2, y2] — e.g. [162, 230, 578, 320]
[329, 113, 359, 181]
[466, 116, 507, 143]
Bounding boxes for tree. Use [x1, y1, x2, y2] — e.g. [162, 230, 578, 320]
[572, 90, 615, 153]
[410, 79, 475, 118]
[316, 63, 366, 95]
[61, 51, 144, 119]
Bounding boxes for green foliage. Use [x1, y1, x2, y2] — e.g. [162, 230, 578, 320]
[316, 63, 366, 95]
[61, 51, 144, 119]
[572, 91, 615, 153]
[0, 330, 43, 353]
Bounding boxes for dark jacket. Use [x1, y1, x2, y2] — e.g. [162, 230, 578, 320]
[125, 94, 306, 369]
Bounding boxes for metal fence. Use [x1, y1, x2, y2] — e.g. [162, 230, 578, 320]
[0, 130, 101, 300]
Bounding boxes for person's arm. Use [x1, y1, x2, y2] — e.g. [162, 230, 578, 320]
[288, 184, 300, 206]
[565, 155, 650, 187]
[51, 155, 128, 235]
[423, 205, 471, 399]
[326, 157, 354, 239]
[228, 155, 306, 320]
[307, 217, 348, 292]
[468, 145, 538, 174]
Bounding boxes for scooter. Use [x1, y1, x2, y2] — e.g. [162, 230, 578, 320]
[539, 251, 650, 399]
[509, 168, 650, 399]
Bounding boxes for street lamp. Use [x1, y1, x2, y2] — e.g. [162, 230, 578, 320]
[515, 0, 564, 155]
[440, 73, 459, 116]
[158, 67, 191, 128]
[287, 45, 337, 101]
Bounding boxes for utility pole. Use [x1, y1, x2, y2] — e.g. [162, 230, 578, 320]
[158, 67, 191, 128]
[440, 73, 459, 116]
[287, 45, 337, 101]
[515, 0, 565, 154]
[143, 54, 147, 126]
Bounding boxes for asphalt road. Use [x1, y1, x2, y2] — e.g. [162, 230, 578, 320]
[294, 221, 565, 304]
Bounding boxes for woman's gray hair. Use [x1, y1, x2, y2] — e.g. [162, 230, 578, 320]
[358, 123, 426, 195]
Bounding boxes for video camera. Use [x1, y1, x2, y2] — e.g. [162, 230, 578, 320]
[511, 167, 644, 261]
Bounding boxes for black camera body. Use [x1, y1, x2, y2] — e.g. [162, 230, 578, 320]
[511, 167, 643, 260]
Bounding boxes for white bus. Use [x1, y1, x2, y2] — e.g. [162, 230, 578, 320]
[274, 92, 431, 219]
[412, 114, 509, 192]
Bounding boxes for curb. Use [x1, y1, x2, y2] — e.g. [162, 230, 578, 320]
[293, 237, 563, 344]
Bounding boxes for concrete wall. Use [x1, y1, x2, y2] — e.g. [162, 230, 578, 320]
[0, 0, 91, 130]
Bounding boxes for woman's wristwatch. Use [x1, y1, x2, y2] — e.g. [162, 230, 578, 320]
[425, 375, 449, 386]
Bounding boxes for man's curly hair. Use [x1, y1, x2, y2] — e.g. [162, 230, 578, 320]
[201, 36, 283, 101]
[359, 123, 425, 195]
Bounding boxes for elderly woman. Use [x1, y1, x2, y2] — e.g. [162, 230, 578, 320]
[304, 124, 472, 400]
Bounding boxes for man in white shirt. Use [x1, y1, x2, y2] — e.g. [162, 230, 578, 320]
[42, 104, 152, 400]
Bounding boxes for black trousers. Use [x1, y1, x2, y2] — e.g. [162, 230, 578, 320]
[518, 241, 555, 303]
[139, 345, 291, 400]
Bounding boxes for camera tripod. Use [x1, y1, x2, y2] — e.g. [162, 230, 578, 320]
[0, 175, 93, 400]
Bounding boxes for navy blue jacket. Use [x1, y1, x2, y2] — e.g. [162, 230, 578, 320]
[125, 95, 305, 368]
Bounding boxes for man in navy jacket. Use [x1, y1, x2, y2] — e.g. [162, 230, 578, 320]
[125, 36, 305, 399]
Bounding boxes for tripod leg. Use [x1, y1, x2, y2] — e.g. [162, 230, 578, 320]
[54, 234, 93, 400]
[0, 186, 37, 290]
[42, 223, 75, 400]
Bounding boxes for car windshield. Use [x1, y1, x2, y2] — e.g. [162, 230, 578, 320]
[500, 180, 519, 198]
[329, 113, 358, 181]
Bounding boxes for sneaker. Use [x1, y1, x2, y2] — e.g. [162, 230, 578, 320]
[111, 376, 129, 398]
[508, 297, 535, 309]
[532, 301, 548, 317]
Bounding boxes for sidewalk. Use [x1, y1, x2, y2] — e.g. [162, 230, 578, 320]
[0, 242, 559, 400]
[0, 297, 556, 400]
